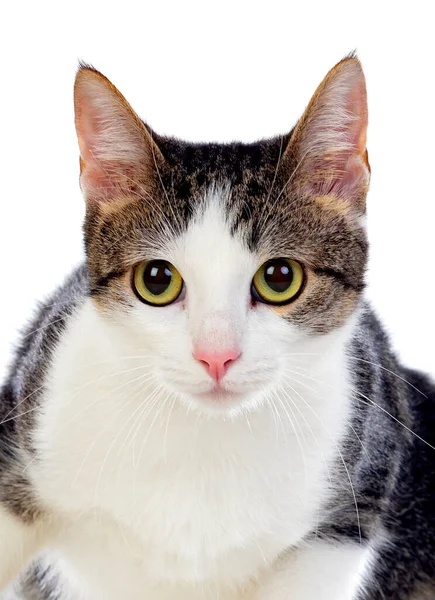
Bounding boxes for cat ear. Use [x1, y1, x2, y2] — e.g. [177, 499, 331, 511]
[74, 65, 163, 203]
[285, 56, 370, 212]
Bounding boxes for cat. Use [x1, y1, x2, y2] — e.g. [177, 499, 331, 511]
[1, 53, 435, 600]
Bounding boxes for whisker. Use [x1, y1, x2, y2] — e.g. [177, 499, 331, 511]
[256, 135, 284, 232]
[116, 384, 159, 463]
[88, 150, 177, 237]
[72, 374, 155, 487]
[136, 391, 171, 467]
[21, 316, 70, 340]
[131, 386, 165, 467]
[93, 372, 160, 504]
[283, 366, 435, 453]
[0, 404, 41, 426]
[149, 133, 181, 236]
[353, 392, 435, 453]
[258, 148, 311, 238]
[21, 368, 158, 475]
[279, 382, 334, 487]
[348, 357, 428, 398]
[2, 356, 157, 426]
[281, 352, 428, 398]
[265, 390, 282, 448]
[163, 396, 177, 465]
[283, 369, 373, 469]
[88, 161, 177, 247]
[1, 383, 47, 425]
[273, 390, 308, 488]
[286, 385, 362, 544]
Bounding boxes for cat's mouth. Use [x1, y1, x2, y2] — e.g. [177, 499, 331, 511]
[162, 370, 270, 411]
[194, 385, 244, 403]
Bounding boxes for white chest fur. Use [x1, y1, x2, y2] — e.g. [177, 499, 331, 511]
[30, 301, 353, 599]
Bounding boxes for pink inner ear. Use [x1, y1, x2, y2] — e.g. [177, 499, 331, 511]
[76, 99, 114, 200]
[78, 160, 109, 198]
[76, 94, 104, 164]
[343, 74, 368, 159]
[293, 59, 370, 203]
[74, 70, 152, 203]
[320, 154, 368, 198]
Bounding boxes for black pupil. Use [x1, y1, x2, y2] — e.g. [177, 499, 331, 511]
[143, 261, 173, 296]
[264, 260, 293, 293]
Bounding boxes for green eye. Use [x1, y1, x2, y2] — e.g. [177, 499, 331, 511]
[252, 259, 304, 305]
[133, 260, 183, 306]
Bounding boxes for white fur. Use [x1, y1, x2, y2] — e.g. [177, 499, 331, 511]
[252, 541, 370, 600]
[11, 188, 367, 598]
[0, 505, 41, 591]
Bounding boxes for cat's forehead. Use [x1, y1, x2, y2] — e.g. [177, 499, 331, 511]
[157, 134, 288, 190]
[155, 134, 290, 245]
[172, 184, 257, 270]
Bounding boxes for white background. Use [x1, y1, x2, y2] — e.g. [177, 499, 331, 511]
[0, 1, 434, 380]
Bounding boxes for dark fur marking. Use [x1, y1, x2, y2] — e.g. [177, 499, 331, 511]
[314, 267, 365, 291]
[90, 269, 125, 296]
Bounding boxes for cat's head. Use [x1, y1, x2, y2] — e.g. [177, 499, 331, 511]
[74, 55, 369, 416]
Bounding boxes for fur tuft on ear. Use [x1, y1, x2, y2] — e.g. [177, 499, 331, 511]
[74, 65, 163, 203]
[285, 56, 370, 213]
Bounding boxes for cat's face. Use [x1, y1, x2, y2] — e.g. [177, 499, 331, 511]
[74, 56, 370, 416]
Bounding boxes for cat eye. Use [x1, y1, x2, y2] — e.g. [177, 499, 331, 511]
[252, 259, 304, 305]
[133, 260, 183, 306]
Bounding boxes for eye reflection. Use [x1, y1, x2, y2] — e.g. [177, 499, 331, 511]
[133, 260, 183, 306]
[252, 259, 304, 305]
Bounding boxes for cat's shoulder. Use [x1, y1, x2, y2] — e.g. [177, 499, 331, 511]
[1, 265, 89, 403]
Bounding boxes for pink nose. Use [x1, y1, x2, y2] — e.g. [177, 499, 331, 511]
[193, 348, 241, 382]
